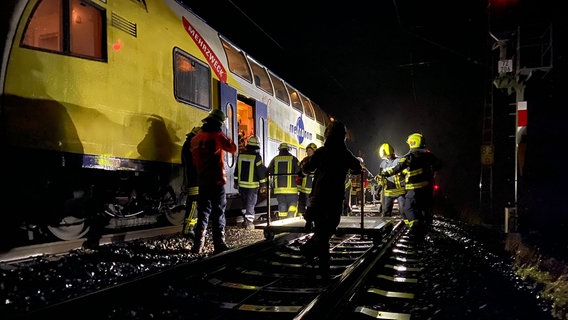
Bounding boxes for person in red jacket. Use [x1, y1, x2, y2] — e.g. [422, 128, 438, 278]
[190, 109, 237, 254]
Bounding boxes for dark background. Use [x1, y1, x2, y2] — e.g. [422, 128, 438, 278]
[183, 0, 564, 231]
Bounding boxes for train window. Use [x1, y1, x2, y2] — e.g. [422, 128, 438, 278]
[221, 39, 252, 82]
[247, 56, 273, 94]
[268, 72, 290, 105]
[299, 94, 315, 119]
[22, 0, 105, 60]
[173, 48, 211, 110]
[312, 102, 329, 126]
[286, 85, 303, 113]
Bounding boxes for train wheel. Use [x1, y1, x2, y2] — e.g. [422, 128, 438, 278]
[47, 216, 90, 240]
[163, 191, 186, 225]
[165, 206, 185, 225]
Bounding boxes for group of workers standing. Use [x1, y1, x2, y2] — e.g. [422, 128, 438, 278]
[377, 133, 443, 234]
[179, 108, 319, 255]
[180, 108, 441, 279]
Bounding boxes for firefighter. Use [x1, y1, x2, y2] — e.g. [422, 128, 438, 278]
[267, 143, 300, 219]
[180, 126, 201, 239]
[234, 135, 267, 229]
[376, 143, 406, 217]
[297, 143, 317, 219]
[190, 109, 237, 254]
[379, 133, 442, 235]
[342, 175, 352, 216]
[350, 157, 373, 208]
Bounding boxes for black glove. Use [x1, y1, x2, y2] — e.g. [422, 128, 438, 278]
[304, 220, 314, 233]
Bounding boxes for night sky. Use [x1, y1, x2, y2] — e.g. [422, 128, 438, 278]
[184, 0, 563, 223]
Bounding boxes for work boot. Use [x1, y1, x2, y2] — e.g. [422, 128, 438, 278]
[242, 219, 255, 230]
[213, 229, 230, 254]
[300, 240, 316, 266]
[191, 230, 206, 254]
[214, 242, 230, 254]
[191, 239, 203, 254]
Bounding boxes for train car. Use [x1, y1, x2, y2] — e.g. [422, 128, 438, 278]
[0, 0, 332, 247]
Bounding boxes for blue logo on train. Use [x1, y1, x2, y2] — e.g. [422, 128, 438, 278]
[290, 115, 312, 144]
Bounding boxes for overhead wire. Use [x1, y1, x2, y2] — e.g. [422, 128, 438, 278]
[226, 0, 284, 51]
[225, 0, 347, 92]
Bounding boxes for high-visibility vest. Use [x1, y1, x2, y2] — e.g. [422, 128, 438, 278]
[268, 154, 300, 194]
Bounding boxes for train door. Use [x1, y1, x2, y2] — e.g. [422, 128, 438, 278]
[219, 81, 238, 195]
[254, 101, 268, 164]
[235, 99, 266, 154]
[235, 99, 269, 210]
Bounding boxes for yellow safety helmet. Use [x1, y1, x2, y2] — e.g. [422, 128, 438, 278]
[278, 142, 289, 150]
[379, 143, 394, 158]
[407, 133, 425, 149]
[247, 135, 260, 148]
[306, 143, 317, 151]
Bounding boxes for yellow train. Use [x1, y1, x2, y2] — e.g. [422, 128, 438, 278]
[0, 0, 334, 246]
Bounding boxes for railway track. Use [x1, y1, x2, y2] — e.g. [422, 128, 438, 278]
[18, 220, 418, 319]
[0, 225, 182, 263]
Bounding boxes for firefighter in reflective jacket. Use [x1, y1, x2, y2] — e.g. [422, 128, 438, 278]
[267, 143, 300, 218]
[297, 143, 317, 217]
[350, 157, 372, 207]
[343, 176, 352, 216]
[233, 136, 267, 229]
[376, 143, 406, 217]
[379, 133, 442, 234]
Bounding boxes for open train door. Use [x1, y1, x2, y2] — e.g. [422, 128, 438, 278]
[218, 81, 239, 201]
[255, 100, 268, 166]
[253, 100, 272, 215]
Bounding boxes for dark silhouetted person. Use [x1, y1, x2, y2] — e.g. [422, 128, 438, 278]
[234, 135, 267, 230]
[190, 109, 237, 254]
[267, 143, 300, 219]
[299, 120, 362, 279]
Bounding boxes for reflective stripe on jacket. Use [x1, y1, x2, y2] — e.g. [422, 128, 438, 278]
[379, 157, 406, 197]
[384, 148, 442, 190]
[268, 152, 300, 194]
[234, 150, 267, 189]
[297, 170, 314, 194]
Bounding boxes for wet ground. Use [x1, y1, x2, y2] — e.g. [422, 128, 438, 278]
[0, 217, 560, 319]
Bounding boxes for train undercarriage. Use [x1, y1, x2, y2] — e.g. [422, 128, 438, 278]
[1, 149, 189, 248]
